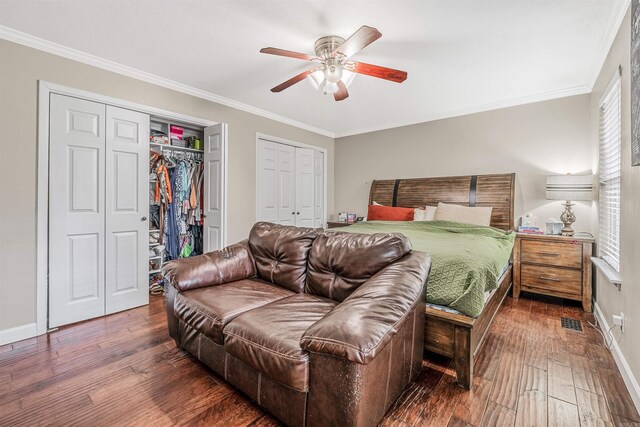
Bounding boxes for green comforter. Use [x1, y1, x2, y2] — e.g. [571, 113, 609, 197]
[340, 221, 515, 317]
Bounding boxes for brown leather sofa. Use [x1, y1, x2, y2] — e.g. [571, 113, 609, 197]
[163, 222, 431, 427]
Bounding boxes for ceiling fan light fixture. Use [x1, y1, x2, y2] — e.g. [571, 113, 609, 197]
[324, 59, 343, 83]
[307, 69, 325, 90]
[341, 69, 356, 88]
[324, 81, 339, 94]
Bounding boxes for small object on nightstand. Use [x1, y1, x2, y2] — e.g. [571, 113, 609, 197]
[521, 213, 537, 227]
[517, 226, 543, 234]
[513, 233, 594, 312]
[545, 218, 563, 235]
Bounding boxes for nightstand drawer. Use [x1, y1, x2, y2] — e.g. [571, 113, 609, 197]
[521, 264, 582, 296]
[520, 240, 582, 269]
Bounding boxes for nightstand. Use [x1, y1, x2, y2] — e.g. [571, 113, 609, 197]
[326, 221, 354, 229]
[513, 233, 594, 312]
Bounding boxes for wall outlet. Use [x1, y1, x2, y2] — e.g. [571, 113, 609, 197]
[613, 312, 625, 332]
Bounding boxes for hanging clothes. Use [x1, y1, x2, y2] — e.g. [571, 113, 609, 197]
[155, 164, 172, 205]
[155, 151, 204, 261]
[165, 167, 180, 260]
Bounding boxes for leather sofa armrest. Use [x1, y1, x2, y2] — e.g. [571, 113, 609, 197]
[162, 240, 257, 292]
[300, 251, 431, 365]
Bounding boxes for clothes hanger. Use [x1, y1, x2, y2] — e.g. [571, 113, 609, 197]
[160, 150, 178, 168]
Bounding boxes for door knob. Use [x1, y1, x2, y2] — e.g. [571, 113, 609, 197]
[141, 216, 147, 222]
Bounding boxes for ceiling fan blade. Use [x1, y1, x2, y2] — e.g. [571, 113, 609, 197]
[270, 70, 314, 92]
[352, 61, 408, 83]
[260, 47, 317, 61]
[333, 25, 382, 58]
[334, 81, 349, 101]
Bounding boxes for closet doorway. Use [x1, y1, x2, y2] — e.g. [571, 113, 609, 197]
[38, 82, 227, 331]
[256, 134, 326, 228]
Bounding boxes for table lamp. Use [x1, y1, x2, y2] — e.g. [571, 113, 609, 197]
[546, 174, 593, 236]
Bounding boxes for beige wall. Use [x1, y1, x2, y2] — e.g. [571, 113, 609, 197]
[591, 8, 640, 390]
[334, 94, 595, 234]
[0, 39, 334, 331]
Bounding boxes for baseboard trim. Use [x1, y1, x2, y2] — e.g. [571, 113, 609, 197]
[0, 323, 37, 347]
[594, 301, 640, 414]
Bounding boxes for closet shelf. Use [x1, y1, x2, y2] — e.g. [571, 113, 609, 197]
[149, 269, 162, 274]
[150, 142, 204, 154]
[149, 255, 162, 260]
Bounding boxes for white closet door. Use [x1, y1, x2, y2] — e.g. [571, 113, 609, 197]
[314, 150, 325, 228]
[256, 139, 279, 223]
[104, 106, 149, 314]
[295, 147, 315, 227]
[203, 123, 225, 252]
[278, 144, 296, 225]
[49, 94, 106, 328]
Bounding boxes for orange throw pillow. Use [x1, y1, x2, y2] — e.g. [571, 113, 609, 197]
[367, 205, 414, 221]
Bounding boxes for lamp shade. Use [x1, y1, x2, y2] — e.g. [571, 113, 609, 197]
[546, 175, 593, 201]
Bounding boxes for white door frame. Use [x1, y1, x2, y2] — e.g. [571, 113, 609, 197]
[37, 80, 228, 335]
[255, 132, 328, 227]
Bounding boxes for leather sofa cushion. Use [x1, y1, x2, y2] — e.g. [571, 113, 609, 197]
[301, 251, 431, 364]
[163, 240, 256, 292]
[306, 232, 412, 302]
[224, 294, 337, 392]
[248, 222, 320, 293]
[174, 279, 293, 345]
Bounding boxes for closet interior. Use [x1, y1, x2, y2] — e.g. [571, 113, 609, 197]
[148, 119, 207, 294]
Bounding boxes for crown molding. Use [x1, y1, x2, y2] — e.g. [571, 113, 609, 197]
[0, 25, 335, 139]
[1, 2, 626, 142]
[587, 0, 631, 88]
[334, 84, 592, 138]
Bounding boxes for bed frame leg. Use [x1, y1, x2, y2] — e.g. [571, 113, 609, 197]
[454, 325, 472, 389]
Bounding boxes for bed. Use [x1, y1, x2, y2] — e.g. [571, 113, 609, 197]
[343, 173, 516, 389]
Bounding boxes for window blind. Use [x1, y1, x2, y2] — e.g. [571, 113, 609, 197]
[598, 72, 622, 272]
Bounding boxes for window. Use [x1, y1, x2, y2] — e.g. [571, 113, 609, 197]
[598, 69, 622, 272]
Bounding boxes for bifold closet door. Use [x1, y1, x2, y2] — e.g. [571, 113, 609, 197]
[314, 150, 324, 228]
[49, 94, 107, 328]
[256, 140, 324, 227]
[104, 106, 149, 314]
[278, 144, 296, 225]
[203, 124, 225, 252]
[294, 147, 314, 227]
[256, 139, 295, 225]
[50, 95, 150, 328]
[256, 139, 279, 223]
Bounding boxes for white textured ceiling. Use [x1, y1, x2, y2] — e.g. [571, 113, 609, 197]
[0, 0, 629, 137]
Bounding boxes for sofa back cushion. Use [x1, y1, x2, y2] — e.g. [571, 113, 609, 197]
[249, 222, 320, 293]
[306, 232, 412, 302]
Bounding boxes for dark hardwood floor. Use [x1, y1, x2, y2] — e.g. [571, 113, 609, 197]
[1, 293, 638, 426]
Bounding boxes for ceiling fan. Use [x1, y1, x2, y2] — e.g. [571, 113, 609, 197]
[260, 25, 408, 101]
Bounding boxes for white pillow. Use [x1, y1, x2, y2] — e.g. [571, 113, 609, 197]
[372, 201, 384, 206]
[433, 202, 492, 226]
[414, 206, 437, 221]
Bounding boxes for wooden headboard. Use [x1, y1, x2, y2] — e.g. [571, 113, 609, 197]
[368, 173, 515, 230]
